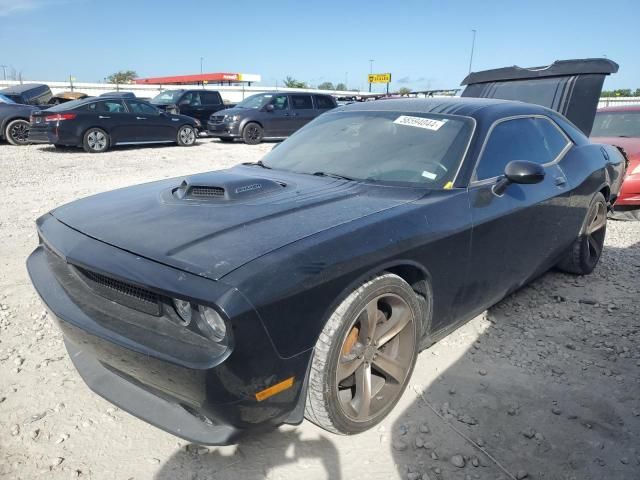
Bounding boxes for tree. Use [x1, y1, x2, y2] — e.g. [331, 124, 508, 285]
[283, 76, 308, 88]
[107, 70, 138, 84]
[635, 88, 640, 97]
[398, 87, 412, 96]
[317, 81, 335, 90]
[335, 83, 347, 91]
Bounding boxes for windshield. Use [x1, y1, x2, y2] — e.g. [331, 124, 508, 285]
[150, 91, 183, 104]
[235, 93, 274, 109]
[0, 94, 16, 104]
[262, 111, 474, 187]
[592, 111, 640, 138]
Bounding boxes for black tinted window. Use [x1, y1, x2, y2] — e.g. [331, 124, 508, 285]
[315, 95, 335, 109]
[201, 92, 221, 105]
[477, 117, 570, 180]
[291, 95, 313, 110]
[82, 100, 125, 113]
[127, 101, 159, 114]
[272, 95, 288, 110]
[179, 92, 201, 106]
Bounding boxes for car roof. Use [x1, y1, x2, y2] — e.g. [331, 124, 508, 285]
[597, 105, 640, 112]
[338, 97, 552, 120]
[0, 83, 49, 95]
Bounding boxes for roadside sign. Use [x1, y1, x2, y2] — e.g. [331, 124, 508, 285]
[368, 73, 391, 83]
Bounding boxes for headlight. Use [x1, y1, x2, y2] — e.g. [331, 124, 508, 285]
[224, 115, 240, 123]
[173, 299, 192, 325]
[198, 306, 227, 342]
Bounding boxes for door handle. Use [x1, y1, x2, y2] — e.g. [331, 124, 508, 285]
[136, 116, 147, 120]
[555, 176, 567, 186]
[98, 115, 111, 119]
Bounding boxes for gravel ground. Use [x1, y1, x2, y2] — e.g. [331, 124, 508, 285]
[0, 139, 638, 480]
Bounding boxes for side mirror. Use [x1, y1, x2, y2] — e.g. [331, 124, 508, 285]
[493, 160, 545, 196]
[265, 104, 275, 112]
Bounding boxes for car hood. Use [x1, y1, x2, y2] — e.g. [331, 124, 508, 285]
[591, 136, 640, 161]
[213, 107, 250, 117]
[50, 166, 425, 280]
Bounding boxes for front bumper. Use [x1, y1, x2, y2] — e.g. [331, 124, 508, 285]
[207, 121, 241, 138]
[26, 214, 311, 445]
[615, 173, 640, 206]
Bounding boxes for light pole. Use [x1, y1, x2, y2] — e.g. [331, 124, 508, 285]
[200, 57, 204, 74]
[369, 59, 374, 92]
[468, 29, 477, 74]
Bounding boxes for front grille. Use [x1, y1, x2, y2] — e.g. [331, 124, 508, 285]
[210, 115, 225, 123]
[190, 186, 225, 198]
[75, 266, 162, 316]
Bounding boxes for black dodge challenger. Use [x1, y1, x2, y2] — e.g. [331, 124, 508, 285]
[27, 61, 626, 445]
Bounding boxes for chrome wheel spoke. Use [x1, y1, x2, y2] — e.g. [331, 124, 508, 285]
[358, 300, 379, 343]
[375, 305, 411, 347]
[337, 355, 364, 382]
[372, 351, 406, 384]
[352, 363, 372, 419]
[587, 203, 606, 234]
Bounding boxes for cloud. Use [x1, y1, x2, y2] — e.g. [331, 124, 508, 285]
[0, 0, 69, 16]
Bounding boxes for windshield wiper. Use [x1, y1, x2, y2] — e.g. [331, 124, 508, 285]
[242, 160, 271, 169]
[312, 171, 354, 181]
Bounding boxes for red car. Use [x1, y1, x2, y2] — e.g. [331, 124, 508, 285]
[592, 105, 640, 220]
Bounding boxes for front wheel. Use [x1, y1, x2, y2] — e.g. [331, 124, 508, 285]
[242, 122, 263, 145]
[82, 128, 109, 153]
[5, 119, 30, 146]
[177, 125, 197, 146]
[557, 192, 607, 275]
[305, 273, 421, 434]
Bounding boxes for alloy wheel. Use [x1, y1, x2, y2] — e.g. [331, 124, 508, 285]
[87, 131, 107, 151]
[335, 294, 416, 422]
[246, 126, 260, 141]
[9, 121, 29, 144]
[585, 200, 607, 262]
[179, 127, 196, 145]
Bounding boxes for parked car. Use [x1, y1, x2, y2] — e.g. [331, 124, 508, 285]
[99, 91, 136, 98]
[0, 83, 52, 107]
[207, 92, 337, 144]
[50, 92, 88, 105]
[591, 105, 640, 220]
[150, 89, 230, 129]
[0, 94, 39, 145]
[28, 97, 200, 153]
[28, 70, 625, 446]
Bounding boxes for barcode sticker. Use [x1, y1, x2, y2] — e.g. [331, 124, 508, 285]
[394, 115, 447, 131]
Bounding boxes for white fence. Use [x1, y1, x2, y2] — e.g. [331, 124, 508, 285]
[0, 80, 361, 104]
[597, 97, 640, 109]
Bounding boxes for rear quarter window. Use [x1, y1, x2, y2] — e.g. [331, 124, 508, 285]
[291, 95, 313, 110]
[314, 95, 335, 109]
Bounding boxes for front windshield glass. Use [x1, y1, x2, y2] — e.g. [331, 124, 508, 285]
[235, 93, 274, 109]
[262, 111, 474, 187]
[592, 111, 640, 138]
[150, 91, 183, 104]
[0, 94, 16, 104]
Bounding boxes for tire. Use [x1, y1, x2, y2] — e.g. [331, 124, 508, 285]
[609, 207, 640, 222]
[557, 192, 607, 275]
[242, 122, 263, 145]
[5, 119, 30, 146]
[177, 125, 197, 146]
[218, 137, 234, 143]
[305, 273, 422, 435]
[82, 128, 109, 153]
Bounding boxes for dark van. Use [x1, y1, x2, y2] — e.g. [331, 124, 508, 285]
[150, 89, 229, 129]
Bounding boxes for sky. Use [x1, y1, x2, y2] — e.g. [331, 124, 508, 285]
[0, 0, 637, 93]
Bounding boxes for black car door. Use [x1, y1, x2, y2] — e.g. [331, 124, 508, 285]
[462, 115, 573, 313]
[176, 91, 201, 122]
[288, 94, 316, 133]
[263, 94, 294, 137]
[125, 100, 174, 141]
[78, 100, 131, 144]
[198, 91, 223, 124]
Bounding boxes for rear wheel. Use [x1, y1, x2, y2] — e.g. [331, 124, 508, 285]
[177, 125, 197, 146]
[242, 122, 263, 145]
[305, 273, 421, 434]
[5, 119, 30, 146]
[557, 192, 607, 275]
[82, 128, 109, 153]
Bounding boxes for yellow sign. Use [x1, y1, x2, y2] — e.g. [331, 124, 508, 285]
[369, 73, 391, 83]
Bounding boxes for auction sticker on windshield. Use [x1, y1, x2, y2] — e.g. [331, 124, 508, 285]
[394, 115, 447, 131]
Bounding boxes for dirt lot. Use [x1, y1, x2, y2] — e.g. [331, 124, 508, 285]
[0, 139, 638, 480]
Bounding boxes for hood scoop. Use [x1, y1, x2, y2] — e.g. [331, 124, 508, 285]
[171, 170, 286, 203]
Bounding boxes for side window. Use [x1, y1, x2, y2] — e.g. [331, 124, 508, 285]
[271, 95, 289, 110]
[179, 92, 201, 106]
[476, 117, 570, 180]
[291, 95, 313, 110]
[102, 100, 125, 113]
[201, 92, 221, 105]
[314, 95, 335, 109]
[127, 100, 159, 115]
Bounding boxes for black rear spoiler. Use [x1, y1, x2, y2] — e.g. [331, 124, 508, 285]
[461, 58, 619, 136]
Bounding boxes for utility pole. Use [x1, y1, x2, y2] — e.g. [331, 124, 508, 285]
[200, 57, 204, 75]
[369, 59, 374, 92]
[468, 29, 477, 74]
[0, 65, 6, 81]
